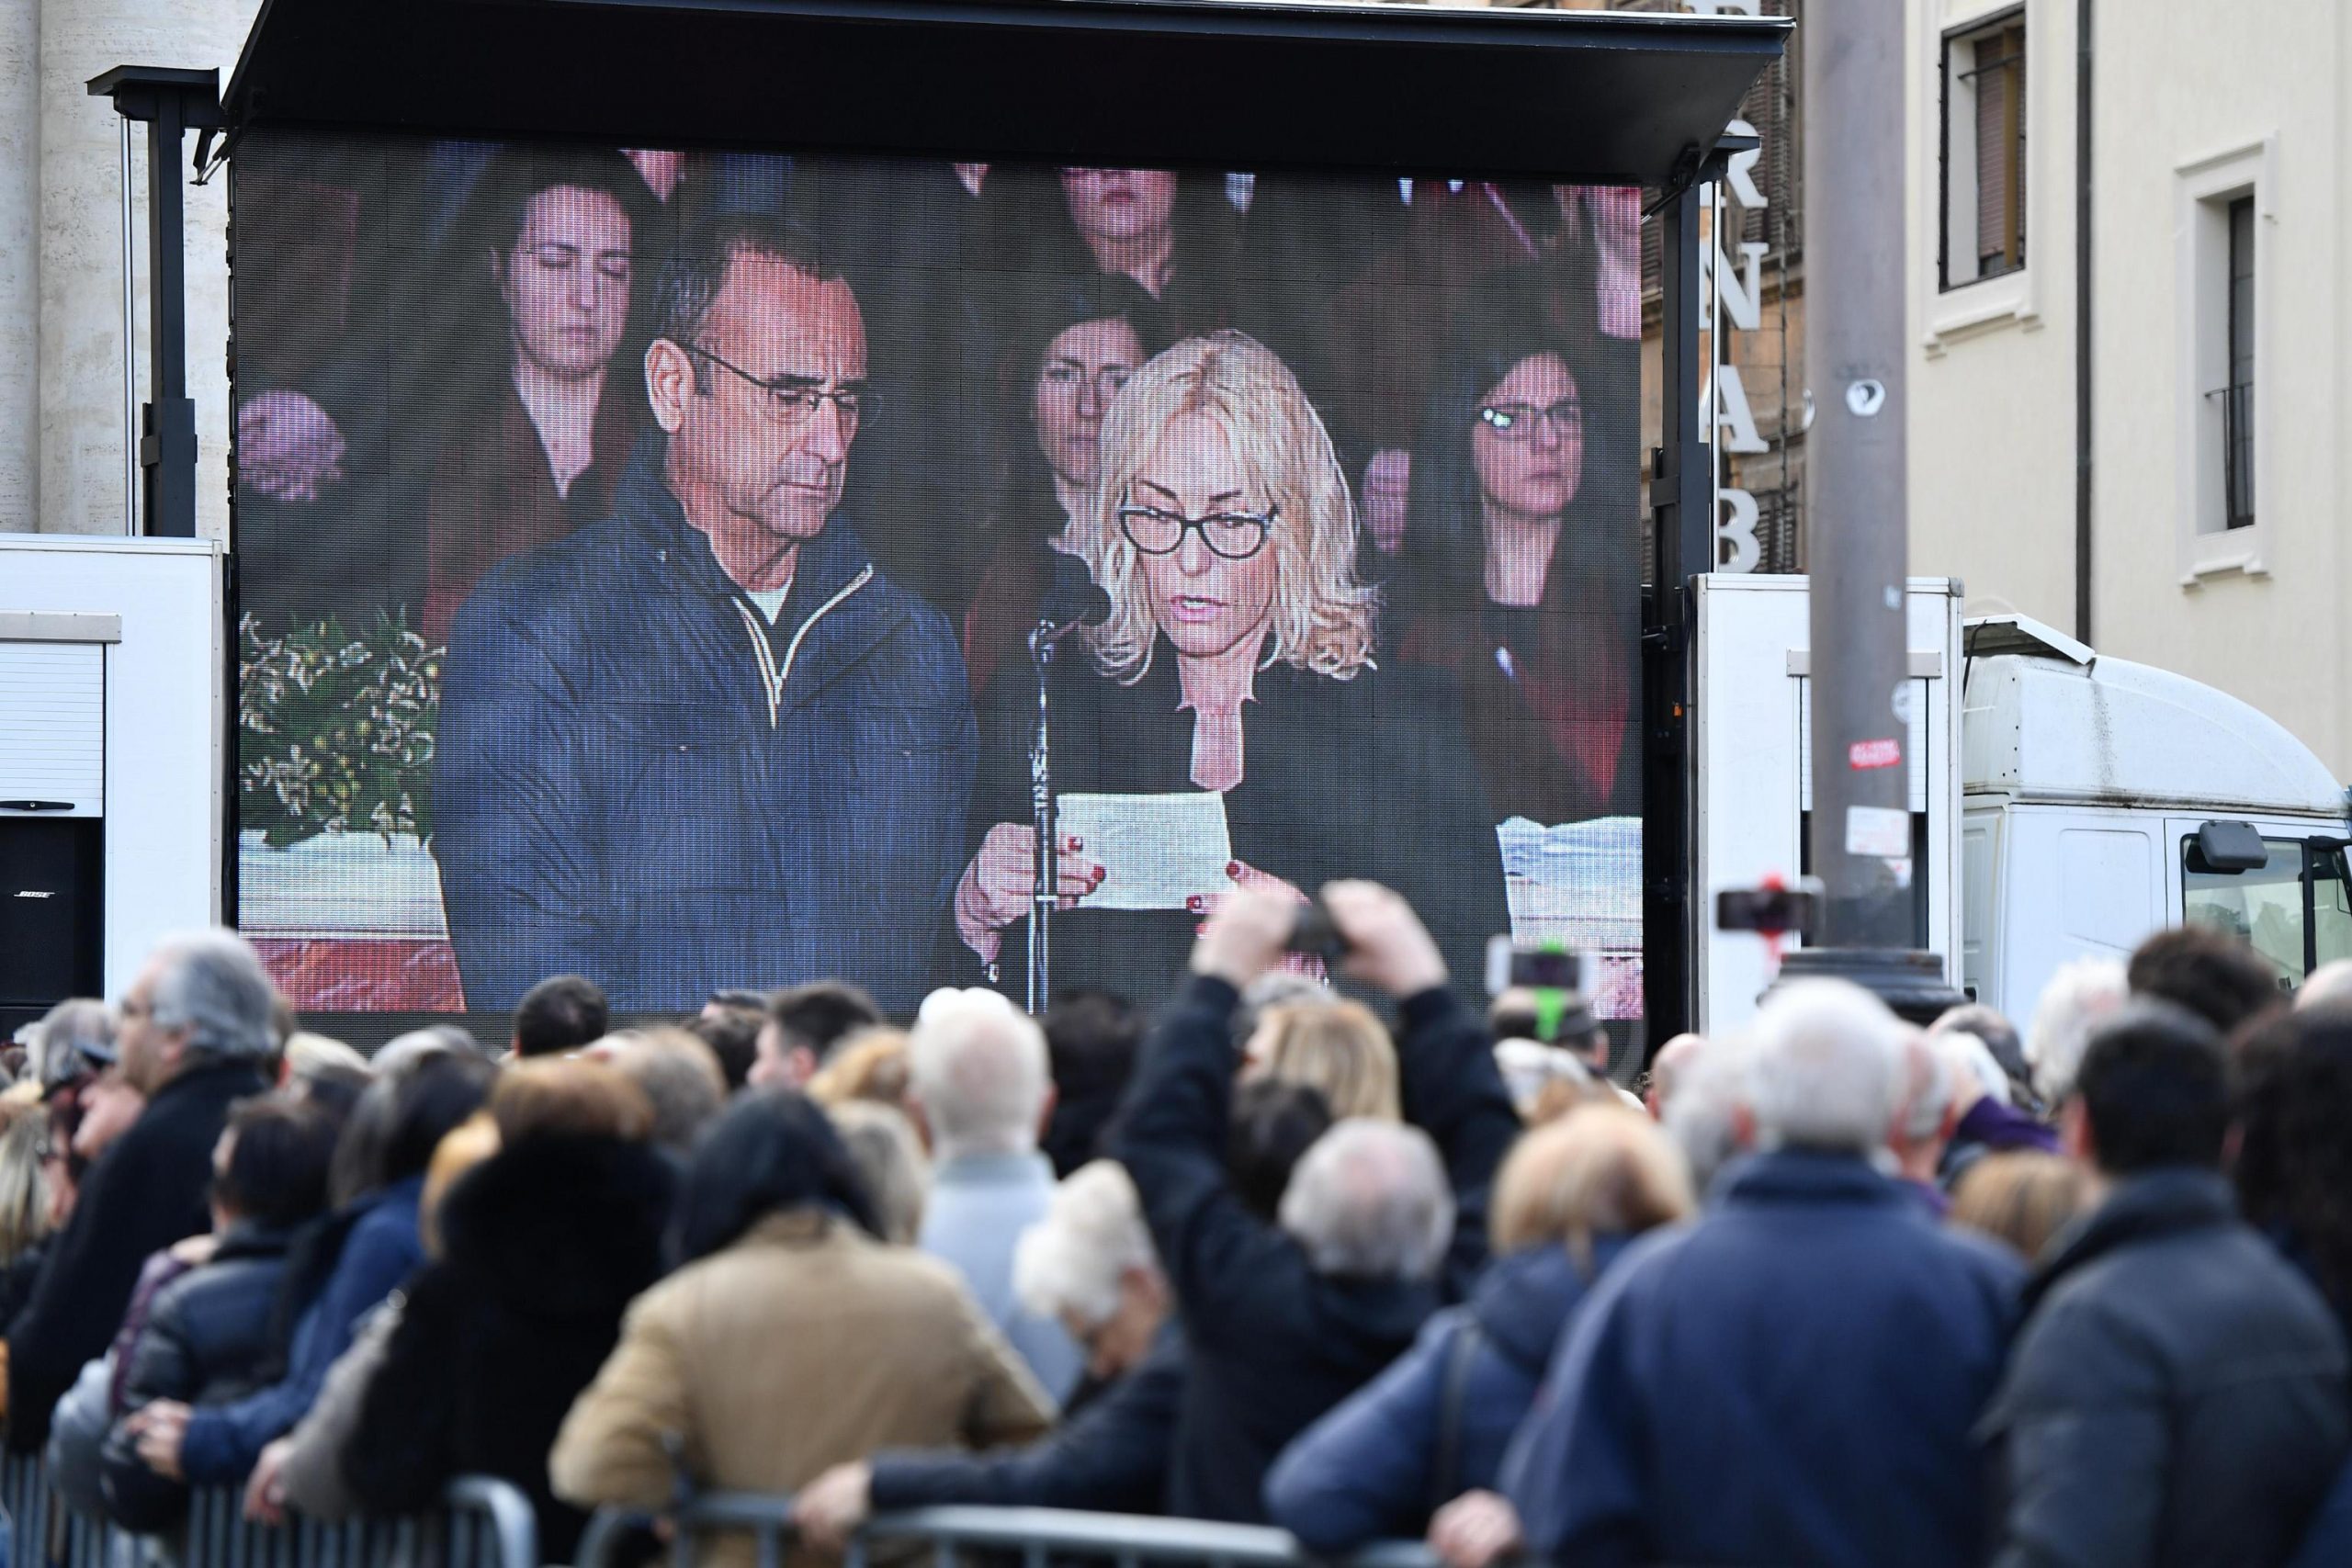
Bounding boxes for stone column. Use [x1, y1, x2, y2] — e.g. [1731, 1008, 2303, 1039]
[0, 0, 39, 529]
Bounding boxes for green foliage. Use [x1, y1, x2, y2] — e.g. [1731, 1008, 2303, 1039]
[238, 612, 441, 849]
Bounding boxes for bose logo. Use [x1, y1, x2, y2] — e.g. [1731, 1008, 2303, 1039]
[14, 890, 54, 899]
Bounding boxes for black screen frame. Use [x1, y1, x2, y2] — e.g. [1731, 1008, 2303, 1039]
[217, 0, 1787, 1047]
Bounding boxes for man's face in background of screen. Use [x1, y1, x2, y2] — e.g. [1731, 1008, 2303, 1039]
[498, 184, 635, 382]
[649, 251, 868, 550]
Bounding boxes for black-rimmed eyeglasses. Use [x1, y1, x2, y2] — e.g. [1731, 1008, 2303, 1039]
[680, 343, 879, 433]
[1116, 502, 1276, 560]
[1476, 399, 1582, 443]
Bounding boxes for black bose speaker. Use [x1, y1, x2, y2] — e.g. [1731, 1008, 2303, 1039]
[0, 818, 103, 1006]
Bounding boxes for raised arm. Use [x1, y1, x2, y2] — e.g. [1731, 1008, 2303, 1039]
[1111, 893, 1308, 1349]
[1319, 882, 1520, 1295]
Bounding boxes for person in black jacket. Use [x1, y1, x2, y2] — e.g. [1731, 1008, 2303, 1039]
[93, 1099, 338, 1529]
[1982, 999, 2351, 1567]
[952, 331, 1508, 1006]
[1114, 879, 1520, 1523]
[340, 1059, 674, 1562]
[5, 933, 277, 1451]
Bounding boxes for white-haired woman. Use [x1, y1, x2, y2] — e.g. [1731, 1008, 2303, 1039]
[952, 330, 1508, 1002]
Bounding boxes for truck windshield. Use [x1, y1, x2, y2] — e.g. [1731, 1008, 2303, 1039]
[2182, 836, 2352, 989]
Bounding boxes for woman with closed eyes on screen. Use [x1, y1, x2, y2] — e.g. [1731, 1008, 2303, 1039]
[953, 330, 1507, 1005]
[1394, 275, 1639, 827]
[421, 147, 656, 644]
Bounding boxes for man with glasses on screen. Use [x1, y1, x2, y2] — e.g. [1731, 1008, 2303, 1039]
[432, 210, 975, 1014]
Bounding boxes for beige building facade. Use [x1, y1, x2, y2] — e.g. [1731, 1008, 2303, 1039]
[1906, 0, 2352, 778]
[3, 0, 257, 544]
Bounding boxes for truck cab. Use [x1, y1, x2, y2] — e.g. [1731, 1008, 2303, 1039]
[1962, 615, 2352, 1020]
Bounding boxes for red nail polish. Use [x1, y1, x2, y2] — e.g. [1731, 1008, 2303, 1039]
[1186, 895, 1203, 912]
[1226, 861, 1240, 877]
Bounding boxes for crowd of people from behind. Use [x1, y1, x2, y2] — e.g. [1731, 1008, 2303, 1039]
[7, 898, 2352, 1567]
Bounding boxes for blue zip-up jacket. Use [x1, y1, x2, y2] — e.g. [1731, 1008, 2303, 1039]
[1499, 1150, 2024, 1568]
[176, 1177, 426, 1485]
[433, 434, 977, 1012]
[1264, 1237, 1630, 1552]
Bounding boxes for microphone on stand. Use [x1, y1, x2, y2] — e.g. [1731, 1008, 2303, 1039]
[1025, 553, 1108, 1014]
[1036, 552, 1112, 643]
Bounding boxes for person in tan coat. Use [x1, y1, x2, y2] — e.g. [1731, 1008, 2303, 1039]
[549, 1090, 1053, 1564]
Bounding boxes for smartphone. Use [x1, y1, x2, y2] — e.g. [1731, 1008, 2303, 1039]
[1287, 901, 1347, 964]
[1484, 936, 1582, 998]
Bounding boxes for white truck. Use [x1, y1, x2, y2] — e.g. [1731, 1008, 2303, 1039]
[1694, 572, 2352, 1034]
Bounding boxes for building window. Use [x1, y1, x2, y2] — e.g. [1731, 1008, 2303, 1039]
[2215, 195, 2256, 530]
[1939, 13, 2027, 290]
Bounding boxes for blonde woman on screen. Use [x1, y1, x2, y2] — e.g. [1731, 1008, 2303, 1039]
[952, 330, 1507, 1004]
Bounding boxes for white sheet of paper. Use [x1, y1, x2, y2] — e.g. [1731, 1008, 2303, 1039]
[1056, 792, 1235, 912]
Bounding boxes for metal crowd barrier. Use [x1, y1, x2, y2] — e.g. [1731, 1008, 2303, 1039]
[574, 1494, 1439, 1568]
[0, 1453, 536, 1568]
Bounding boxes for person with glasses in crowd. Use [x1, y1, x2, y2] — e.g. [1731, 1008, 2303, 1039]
[1395, 271, 1639, 827]
[960, 272, 1168, 697]
[434, 210, 976, 1015]
[951, 330, 1506, 1005]
[420, 148, 656, 644]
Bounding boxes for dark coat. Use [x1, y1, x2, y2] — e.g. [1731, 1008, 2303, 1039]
[96, 1223, 300, 1529]
[1114, 975, 1518, 1523]
[868, 1321, 1186, 1515]
[1265, 1237, 1629, 1552]
[965, 650, 1508, 1007]
[1981, 1168, 2351, 1568]
[434, 434, 977, 1012]
[1500, 1150, 2025, 1568]
[342, 1135, 673, 1562]
[176, 1177, 425, 1484]
[4, 1059, 266, 1451]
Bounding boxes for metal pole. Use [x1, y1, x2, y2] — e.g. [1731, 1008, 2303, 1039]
[142, 93, 197, 536]
[1642, 169, 1709, 1047]
[1783, 0, 1961, 1020]
[119, 117, 137, 535]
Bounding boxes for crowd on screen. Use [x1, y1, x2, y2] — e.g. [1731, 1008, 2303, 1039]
[6, 897, 2352, 1565]
[229, 148, 1643, 1014]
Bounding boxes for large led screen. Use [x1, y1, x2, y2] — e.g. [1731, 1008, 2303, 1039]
[230, 134, 1643, 1019]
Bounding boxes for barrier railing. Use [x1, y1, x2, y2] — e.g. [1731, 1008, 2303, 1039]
[574, 1494, 1440, 1568]
[0, 1452, 536, 1568]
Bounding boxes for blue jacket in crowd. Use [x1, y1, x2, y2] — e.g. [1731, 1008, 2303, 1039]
[433, 435, 976, 1013]
[1500, 1150, 2024, 1568]
[1265, 1236, 1632, 1553]
[176, 1177, 426, 1485]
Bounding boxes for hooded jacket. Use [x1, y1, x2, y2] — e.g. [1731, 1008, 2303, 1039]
[433, 434, 977, 1013]
[1981, 1168, 2350, 1568]
[1113, 974, 1520, 1523]
[175, 1176, 426, 1484]
[341, 1135, 674, 1562]
[1265, 1237, 1630, 1551]
[5, 1059, 266, 1451]
[95, 1222, 302, 1529]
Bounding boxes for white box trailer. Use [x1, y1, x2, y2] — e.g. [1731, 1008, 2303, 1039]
[0, 535, 227, 1021]
[1692, 572, 2350, 1036]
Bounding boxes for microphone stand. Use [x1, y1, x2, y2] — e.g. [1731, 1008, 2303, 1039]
[1026, 615, 1060, 1016]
